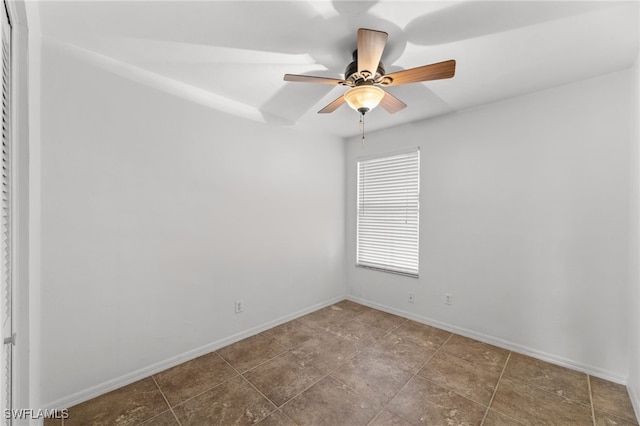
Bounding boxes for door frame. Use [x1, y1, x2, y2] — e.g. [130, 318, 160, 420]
[0, 1, 13, 421]
[3, 0, 30, 419]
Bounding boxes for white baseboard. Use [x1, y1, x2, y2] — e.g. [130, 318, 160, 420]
[44, 294, 346, 409]
[347, 295, 627, 385]
[46, 293, 630, 410]
[629, 383, 640, 423]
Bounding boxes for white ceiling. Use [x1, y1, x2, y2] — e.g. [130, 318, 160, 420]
[37, 1, 639, 138]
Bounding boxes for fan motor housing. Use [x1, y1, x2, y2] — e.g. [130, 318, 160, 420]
[345, 50, 385, 84]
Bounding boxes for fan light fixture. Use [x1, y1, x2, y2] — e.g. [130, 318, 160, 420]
[343, 85, 385, 114]
[283, 28, 456, 147]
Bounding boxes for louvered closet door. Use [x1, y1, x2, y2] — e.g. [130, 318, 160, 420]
[0, 5, 11, 425]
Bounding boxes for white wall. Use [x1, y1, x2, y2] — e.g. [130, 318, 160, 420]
[628, 49, 640, 415]
[31, 13, 638, 411]
[346, 69, 634, 381]
[37, 38, 346, 407]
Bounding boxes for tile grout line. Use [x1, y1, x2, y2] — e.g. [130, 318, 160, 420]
[366, 332, 455, 426]
[238, 375, 282, 420]
[217, 349, 290, 423]
[587, 375, 596, 426]
[336, 312, 411, 403]
[499, 362, 594, 409]
[273, 305, 381, 422]
[330, 318, 415, 423]
[480, 351, 511, 425]
[254, 409, 299, 426]
[280, 325, 383, 410]
[150, 375, 182, 426]
[276, 315, 402, 420]
[239, 342, 330, 406]
[222, 307, 385, 422]
[72, 299, 628, 426]
[158, 352, 244, 413]
[325, 317, 409, 387]
[148, 332, 314, 420]
[379, 318, 409, 339]
[228, 346, 289, 376]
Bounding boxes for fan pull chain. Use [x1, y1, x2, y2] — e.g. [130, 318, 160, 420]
[360, 113, 365, 148]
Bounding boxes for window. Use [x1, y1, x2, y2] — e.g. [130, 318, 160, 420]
[357, 149, 420, 276]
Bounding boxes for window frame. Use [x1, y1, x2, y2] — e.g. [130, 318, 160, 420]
[356, 147, 420, 278]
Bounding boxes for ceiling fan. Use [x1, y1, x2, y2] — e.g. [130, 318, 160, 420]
[283, 28, 456, 116]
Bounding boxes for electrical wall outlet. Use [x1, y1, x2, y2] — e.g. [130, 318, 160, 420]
[235, 300, 243, 314]
[444, 293, 453, 306]
[408, 293, 415, 304]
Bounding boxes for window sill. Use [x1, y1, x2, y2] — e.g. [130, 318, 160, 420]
[355, 264, 419, 278]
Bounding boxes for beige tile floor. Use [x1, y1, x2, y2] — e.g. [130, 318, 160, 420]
[47, 300, 638, 425]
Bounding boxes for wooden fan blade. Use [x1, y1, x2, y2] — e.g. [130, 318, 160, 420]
[357, 28, 388, 79]
[318, 95, 346, 113]
[284, 74, 346, 85]
[385, 60, 456, 86]
[379, 91, 407, 114]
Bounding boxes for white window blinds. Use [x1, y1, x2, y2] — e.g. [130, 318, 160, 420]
[357, 149, 420, 276]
